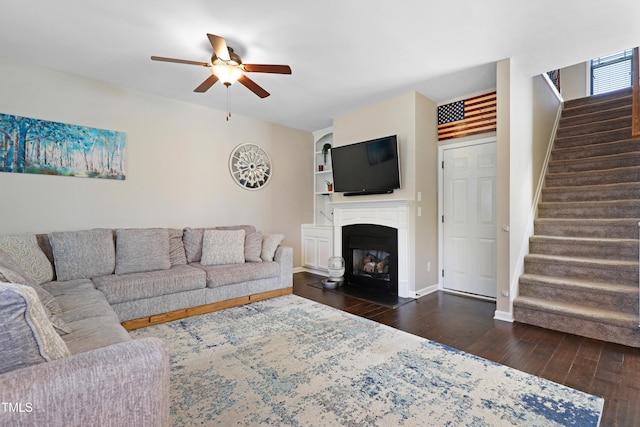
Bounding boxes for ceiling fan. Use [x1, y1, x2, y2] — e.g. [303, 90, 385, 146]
[151, 33, 291, 99]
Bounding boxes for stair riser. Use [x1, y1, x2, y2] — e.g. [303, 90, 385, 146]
[545, 168, 640, 187]
[513, 306, 639, 348]
[554, 128, 631, 149]
[518, 281, 638, 314]
[524, 258, 638, 285]
[559, 105, 632, 128]
[537, 203, 640, 219]
[551, 140, 640, 161]
[529, 240, 639, 261]
[556, 117, 631, 139]
[547, 153, 640, 174]
[541, 186, 640, 202]
[534, 221, 638, 239]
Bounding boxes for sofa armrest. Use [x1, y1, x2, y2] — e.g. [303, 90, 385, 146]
[274, 245, 293, 287]
[0, 337, 169, 427]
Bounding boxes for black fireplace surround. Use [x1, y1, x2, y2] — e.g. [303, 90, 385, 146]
[342, 224, 398, 296]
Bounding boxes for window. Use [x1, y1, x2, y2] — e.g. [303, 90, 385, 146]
[590, 49, 635, 95]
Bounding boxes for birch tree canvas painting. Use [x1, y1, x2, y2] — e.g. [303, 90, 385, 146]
[0, 113, 126, 179]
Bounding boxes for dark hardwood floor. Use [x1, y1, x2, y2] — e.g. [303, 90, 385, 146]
[293, 271, 640, 427]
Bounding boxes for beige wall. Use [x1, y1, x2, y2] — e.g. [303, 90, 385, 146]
[414, 94, 439, 289]
[0, 58, 313, 267]
[332, 92, 417, 201]
[497, 58, 562, 317]
[560, 62, 589, 101]
[332, 92, 440, 293]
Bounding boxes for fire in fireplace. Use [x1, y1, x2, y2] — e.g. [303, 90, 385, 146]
[352, 249, 391, 281]
[342, 224, 398, 296]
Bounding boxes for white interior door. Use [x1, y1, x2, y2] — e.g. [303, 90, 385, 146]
[443, 141, 497, 298]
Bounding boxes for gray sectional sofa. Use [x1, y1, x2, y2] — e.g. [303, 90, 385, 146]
[0, 225, 293, 426]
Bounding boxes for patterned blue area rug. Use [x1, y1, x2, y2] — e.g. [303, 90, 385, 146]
[131, 295, 604, 426]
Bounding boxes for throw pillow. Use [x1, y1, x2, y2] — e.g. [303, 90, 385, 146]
[0, 233, 54, 285]
[245, 232, 263, 263]
[261, 234, 285, 261]
[0, 249, 68, 333]
[0, 249, 62, 315]
[183, 227, 204, 263]
[168, 228, 187, 266]
[115, 228, 171, 275]
[0, 282, 71, 374]
[201, 229, 246, 266]
[49, 229, 116, 281]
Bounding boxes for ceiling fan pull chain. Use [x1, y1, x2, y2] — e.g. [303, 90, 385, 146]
[226, 85, 231, 121]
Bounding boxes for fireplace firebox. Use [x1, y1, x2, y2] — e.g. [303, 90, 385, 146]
[342, 224, 398, 296]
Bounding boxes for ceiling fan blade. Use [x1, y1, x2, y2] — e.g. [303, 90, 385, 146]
[207, 33, 230, 61]
[151, 56, 210, 67]
[194, 75, 219, 93]
[243, 64, 292, 74]
[238, 75, 270, 98]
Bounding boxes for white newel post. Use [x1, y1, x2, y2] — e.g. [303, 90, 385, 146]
[331, 200, 413, 298]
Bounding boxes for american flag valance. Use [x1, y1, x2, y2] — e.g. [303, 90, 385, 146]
[437, 92, 497, 141]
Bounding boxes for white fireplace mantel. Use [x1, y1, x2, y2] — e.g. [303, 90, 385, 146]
[330, 199, 413, 298]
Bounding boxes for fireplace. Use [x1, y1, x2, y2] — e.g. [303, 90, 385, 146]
[332, 199, 412, 299]
[342, 224, 398, 296]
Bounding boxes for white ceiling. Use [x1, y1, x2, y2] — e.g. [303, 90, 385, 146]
[1, 0, 640, 131]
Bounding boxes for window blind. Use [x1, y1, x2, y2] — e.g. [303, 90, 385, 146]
[591, 49, 634, 95]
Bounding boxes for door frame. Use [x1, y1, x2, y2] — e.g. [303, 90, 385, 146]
[437, 136, 497, 301]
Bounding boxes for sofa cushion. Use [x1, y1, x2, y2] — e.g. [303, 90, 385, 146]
[62, 316, 132, 355]
[0, 233, 54, 285]
[183, 225, 257, 263]
[0, 248, 62, 315]
[115, 228, 171, 275]
[194, 261, 280, 288]
[261, 233, 285, 261]
[49, 229, 115, 281]
[201, 229, 245, 266]
[245, 232, 263, 263]
[93, 264, 206, 305]
[0, 282, 71, 374]
[168, 228, 187, 266]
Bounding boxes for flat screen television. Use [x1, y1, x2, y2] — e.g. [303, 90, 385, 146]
[331, 135, 400, 196]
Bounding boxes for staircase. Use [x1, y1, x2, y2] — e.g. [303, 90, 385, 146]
[513, 87, 640, 348]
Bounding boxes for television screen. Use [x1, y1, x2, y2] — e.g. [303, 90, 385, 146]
[331, 135, 400, 196]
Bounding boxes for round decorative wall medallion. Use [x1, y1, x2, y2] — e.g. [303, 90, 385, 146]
[229, 143, 272, 190]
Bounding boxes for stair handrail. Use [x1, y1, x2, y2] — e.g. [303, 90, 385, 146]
[633, 47, 640, 138]
[636, 47, 640, 327]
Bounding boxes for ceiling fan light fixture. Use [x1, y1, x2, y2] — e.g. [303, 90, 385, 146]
[212, 62, 243, 86]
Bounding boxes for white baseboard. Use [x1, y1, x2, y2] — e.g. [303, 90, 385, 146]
[297, 267, 328, 276]
[494, 310, 514, 323]
[412, 284, 438, 299]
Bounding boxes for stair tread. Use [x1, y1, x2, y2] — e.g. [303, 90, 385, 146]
[538, 199, 640, 207]
[552, 138, 640, 156]
[519, 273, 638, 294]
[546, 164, 640, 177]
[535, 217, 640, 224]
[557, 115, 632, 134]
[514, 295, 638, 326]
[543, 182, 640, 192]
[525, 253, 638, 268]
[554, 126, 632, 141]
[529, 235, 639, 244]
[563, 88, 633, 110]
[548, 150, 640, 165]
[559, 104, 632, 124]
